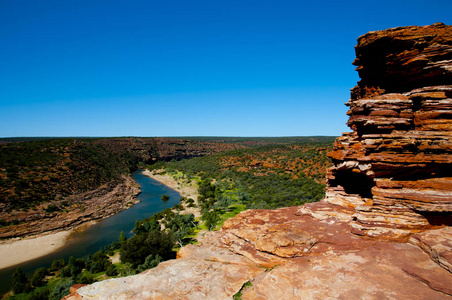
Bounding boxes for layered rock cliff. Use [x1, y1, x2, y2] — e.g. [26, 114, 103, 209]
[66, 24, 452, 299]
[326, 22, 452, 240]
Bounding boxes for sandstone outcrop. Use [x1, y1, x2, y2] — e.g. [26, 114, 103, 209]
[67, 204, 452, 299]
[66, 24, 452, 299]
[326, 22, 452, 239]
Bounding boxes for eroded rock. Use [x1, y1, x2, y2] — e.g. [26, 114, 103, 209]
[327, 23, 452, 239]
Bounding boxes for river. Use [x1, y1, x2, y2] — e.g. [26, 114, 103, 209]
[0, 170, 181, 296]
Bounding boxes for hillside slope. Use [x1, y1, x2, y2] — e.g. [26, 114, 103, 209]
[0, 137, 243, 238]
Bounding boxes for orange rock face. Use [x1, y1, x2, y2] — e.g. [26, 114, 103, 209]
[326, 23, 452, 240]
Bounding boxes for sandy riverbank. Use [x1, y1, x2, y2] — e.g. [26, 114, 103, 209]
[142, 169, 201, 218]
[0, 230, 72, 269]
[0, 171, 198, 270]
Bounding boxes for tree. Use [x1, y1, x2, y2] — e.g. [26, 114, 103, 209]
[50, 258, 66, 272]
[31, 267, 48, 287]
[161, 194, 170, 201]
[28, 287, 50, 300]
[120, 229, 174, 268]
[202, 210, 219, 231]
[78, 272, 94, 284]
[137, 254, 162, 272]
[89, 251, 112, 273]
[106, 264, 118, 276]
[50, 278, 74, 300]
[119, 231, 127, 244]
[12, 267, 28, 294]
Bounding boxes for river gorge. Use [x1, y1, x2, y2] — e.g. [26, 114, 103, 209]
[0, 170, 181, 296]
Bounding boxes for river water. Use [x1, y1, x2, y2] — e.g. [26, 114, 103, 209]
[0, 170, 181, 296]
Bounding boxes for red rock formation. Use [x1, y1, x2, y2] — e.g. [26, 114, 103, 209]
[67, 206, 452, 299]
[326, 23, 452, 240]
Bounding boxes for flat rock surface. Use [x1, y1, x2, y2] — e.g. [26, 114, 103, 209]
[411, 226, 452, 273]
[73, 257, 264, 300]
[243, 242, 452, 300]
[67, 203, 452, 300]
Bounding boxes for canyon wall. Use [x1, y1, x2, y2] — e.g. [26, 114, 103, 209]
[66, 24, 452, 299]
[326, 22, 452, 240]
[0, 137, 244, 239]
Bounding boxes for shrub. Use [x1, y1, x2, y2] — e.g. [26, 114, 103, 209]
[50, 258, 65, 272]
[31, 267, 48, 287]
[120, 229, 174, 268]
[50, 278, 74, 300]
[77, 272, 94, 284]
[60, 265, 71, 277]
[27, 287, 50, 300]
[12, 267, 28, 295]
[106, 265, 118, 277]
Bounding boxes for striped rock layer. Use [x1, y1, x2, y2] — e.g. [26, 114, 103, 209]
[326, 23, 452, 240]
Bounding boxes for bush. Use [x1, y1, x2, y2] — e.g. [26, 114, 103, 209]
[12, 267, 28, 295]
[50, 278, 74, 300]
[50, 258, 65, 272]
[106, 264, 118, 277]
[28, 287, 50, 300]
[45, 204, 60, 213]
[120, 230, 174, 268]
[31, 267, 48, 287]
[60, 265, 71, 278]
[77, 272, 94, 284]
[137, 254, 162, 272]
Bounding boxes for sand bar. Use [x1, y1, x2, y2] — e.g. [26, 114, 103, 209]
[0, 230, 72, 270]
[142, 169, 201, 218]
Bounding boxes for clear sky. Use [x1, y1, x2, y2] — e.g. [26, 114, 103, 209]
[1, 0, 450, 137]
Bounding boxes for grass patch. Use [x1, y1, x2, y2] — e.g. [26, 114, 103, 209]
[215, 203, 246, 229]
[233, 280, 253, 300]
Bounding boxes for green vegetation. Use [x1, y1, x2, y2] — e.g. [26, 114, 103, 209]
[233, 281, 253, 300]
[154, 141, 332, 231]
[7, 209, 199, 299]
[0, 139, 133, 211]
[0, 136, 245, 213]
[4, 136, 334, 298]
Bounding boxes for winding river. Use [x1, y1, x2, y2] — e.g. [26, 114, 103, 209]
[0, 170, 181, 296]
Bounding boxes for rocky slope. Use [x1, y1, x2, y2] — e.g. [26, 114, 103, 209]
[0, 175, 140, 239]
[66, 23, 452, 299]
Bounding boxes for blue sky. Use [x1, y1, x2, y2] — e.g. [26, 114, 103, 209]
[0, 0, 450, 137]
